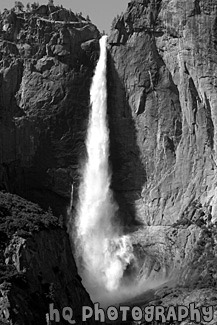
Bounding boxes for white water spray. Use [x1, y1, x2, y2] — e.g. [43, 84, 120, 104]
[75, 36, 136, 297]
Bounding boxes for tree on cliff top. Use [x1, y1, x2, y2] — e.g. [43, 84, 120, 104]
[86, 15, 91, 22]
[31, 2, 39, 10]
[48, 0, 54, 5]
[14, 1, 24, 12]
[26, 3, 30, 11]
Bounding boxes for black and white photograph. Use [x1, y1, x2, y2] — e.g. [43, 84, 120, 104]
[0, 0, 217, 324]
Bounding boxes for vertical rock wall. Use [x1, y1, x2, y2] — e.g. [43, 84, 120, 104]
[108, 0, 217, 285]
[0, 8, 100, 216]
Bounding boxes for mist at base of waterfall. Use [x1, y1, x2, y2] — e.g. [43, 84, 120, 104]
[79, 263, 167, 308]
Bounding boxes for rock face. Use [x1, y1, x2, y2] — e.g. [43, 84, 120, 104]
[108, 0, 217, 292]
[0, 192, 94, 324]
[0, 6, 100, 215]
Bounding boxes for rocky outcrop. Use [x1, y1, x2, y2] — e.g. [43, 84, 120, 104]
[130, 286, 217, 325]
[108, 0, 217, 297]
[0, 192, 94, 324]
[0, 7, 100, 215]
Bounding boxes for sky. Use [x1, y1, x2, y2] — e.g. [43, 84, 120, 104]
[0, 0, 129, 33]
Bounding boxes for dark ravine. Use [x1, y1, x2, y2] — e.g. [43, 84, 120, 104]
[0, 0, 217, 324]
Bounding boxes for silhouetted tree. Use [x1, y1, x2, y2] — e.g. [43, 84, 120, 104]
[31, 2, 39, 10]
[14, 1, 24, 12]
[86, 14, 91, 22]
[26, 3, 31, 11]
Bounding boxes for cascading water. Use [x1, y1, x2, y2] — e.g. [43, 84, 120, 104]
[75, 35, 136, 301]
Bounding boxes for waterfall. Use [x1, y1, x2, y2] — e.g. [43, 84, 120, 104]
[75, 35, 135, 298]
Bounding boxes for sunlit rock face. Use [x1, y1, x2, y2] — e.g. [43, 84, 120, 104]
[108, 0, 217, 288]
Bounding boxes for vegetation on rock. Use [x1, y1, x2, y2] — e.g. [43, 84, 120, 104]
[0, 191, 59, 237]
[0, 191, 59, 285]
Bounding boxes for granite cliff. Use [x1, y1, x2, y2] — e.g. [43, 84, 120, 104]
[108, 0, 217, 322]
[0, 3, 99, 324]
[0, 0, 217, 324]
[0, 3, 100, 215]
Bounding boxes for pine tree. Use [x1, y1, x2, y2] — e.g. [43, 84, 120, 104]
[31, 2, 39, 10]
[26, 3, 30, 11]
[14, 1, 24, 12]
[48, 0, 54, 6]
